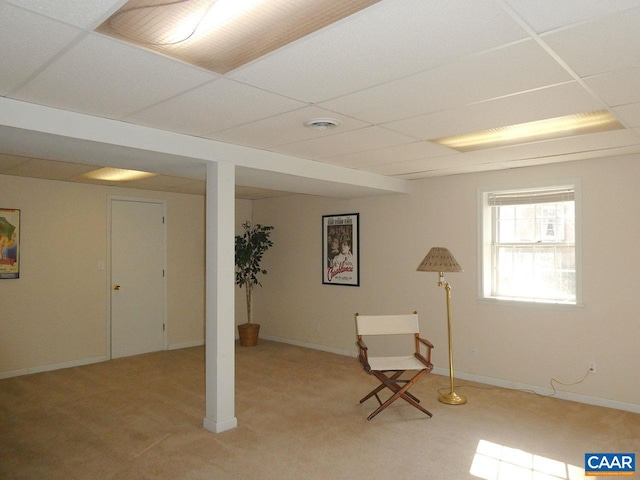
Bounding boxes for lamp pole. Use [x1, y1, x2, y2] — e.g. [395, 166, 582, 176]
[438, 275, 467, 405]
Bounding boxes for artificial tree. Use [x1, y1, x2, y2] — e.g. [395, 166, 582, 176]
[235, 221, 274, 346]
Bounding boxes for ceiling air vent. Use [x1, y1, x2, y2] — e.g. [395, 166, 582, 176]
[304, 118, 342, 131]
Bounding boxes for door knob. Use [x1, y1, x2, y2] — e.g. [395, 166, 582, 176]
[113, 284, 121, 290]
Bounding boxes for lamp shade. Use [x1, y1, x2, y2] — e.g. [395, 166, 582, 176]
[416, 247, 462, 272]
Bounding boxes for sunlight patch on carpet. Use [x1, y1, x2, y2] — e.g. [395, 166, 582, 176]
[470, 439, 585, 479]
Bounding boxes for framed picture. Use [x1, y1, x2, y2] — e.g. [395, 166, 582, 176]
[0, 208, 20, 279]
[322, 213, 359, 286]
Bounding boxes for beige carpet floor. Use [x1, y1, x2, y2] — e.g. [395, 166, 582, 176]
[1, 341, 638, 479]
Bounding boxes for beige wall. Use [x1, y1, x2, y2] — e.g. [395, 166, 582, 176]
[0, 173, 256, 377]
[251, 154, 640, 410]
[0, 174, 206, 376]
[4, 154, 639, 411]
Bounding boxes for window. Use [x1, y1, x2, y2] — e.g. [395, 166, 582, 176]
[479, 183, 580, 304]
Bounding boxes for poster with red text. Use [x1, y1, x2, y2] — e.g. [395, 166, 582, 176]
[322, 213, 359, 286]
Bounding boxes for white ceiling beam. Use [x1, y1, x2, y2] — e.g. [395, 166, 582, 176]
[0, 97, 409, 197]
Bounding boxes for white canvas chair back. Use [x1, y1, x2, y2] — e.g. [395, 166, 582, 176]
[355, 313, 420, 336]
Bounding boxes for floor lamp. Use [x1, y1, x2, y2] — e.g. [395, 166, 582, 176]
[417, 247, 467, 405]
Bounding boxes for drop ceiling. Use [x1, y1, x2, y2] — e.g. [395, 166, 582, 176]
[1, 0, 640, 199]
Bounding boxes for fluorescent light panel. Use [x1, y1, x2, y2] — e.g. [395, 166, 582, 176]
[431, 110, 624, 152]
[81, 167, 157, 182]
[96, 0, 382, 74]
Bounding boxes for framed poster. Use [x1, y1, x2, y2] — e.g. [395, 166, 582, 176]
[323, 213, 359, 286]
[0, 208, 20, 279]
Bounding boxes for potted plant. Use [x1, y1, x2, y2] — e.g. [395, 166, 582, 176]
[235, 221, 274, 347]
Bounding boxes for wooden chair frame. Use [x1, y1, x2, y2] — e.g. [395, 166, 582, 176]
[356, 312, 434, 420]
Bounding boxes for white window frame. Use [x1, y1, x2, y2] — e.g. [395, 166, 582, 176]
[478, 180, 582, 306]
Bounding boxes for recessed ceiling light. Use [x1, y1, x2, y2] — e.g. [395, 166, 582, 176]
[430, 110, 624, 152]
[304, 118, 342, 131]
[96, 0, 382, 74]
[81, 167, 157, 182]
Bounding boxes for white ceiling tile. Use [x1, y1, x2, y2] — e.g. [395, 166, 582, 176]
[585, 67, 640, 107]
[323, 141, 454, 169]
[542, 6, 640, 76]
[3, 157, 96, 179]
[363, 154, 468, 176]
[118, 174, 204, 193]
[365, 128, 640, 176]
[488, 147, 640, 172]
[457, 128, 640, 163]
[272, 126, 417, 159]
[126, 79, 307, 137]
[208, 106, 369, 150]
[0, 3, 82, 95]
[13, 33, 216, 119]
[504, 0, 640, 33]
[319, 40, 573, 124]
[228, 0, 527, 103]
[5, 0, 125, 29]
[384, 82, 605, 140]
[613, 103, 640, 127]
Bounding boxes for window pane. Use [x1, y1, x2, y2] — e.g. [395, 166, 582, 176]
[495, 206, 512, 242]
[496, 201, 574, 244]
[493, 245, 575, 301]
[514, 205, 536, 242]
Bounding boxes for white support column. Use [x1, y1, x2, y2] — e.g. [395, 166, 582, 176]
[203, 160, 237, 433]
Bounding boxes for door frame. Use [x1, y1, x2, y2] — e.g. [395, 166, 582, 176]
[106, 195, 168, 360]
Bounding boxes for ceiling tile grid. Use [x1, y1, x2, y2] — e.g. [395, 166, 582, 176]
[614, 103, 640, 128]
[503, 0, 640, 34]
[0, 2, 84, 95]
[584, 67, 640, 108]
[540, 6, 640, 77]
[4, 0, 127, 29]
[12, 33, 217, 120]
[227, 0, 528, 103]
[322, 141, 455, 170]
[207, 105, 371, 150]
[382, 82, 606, 142]
[317, 39, 574, 125]
[1, 0, 640, 197]
[126, 78, 308, 136]
[272, 125, 418, 160]
[1, 157, 96, 180]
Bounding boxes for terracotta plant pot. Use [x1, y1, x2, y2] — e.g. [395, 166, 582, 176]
[238, 323, 260, 347]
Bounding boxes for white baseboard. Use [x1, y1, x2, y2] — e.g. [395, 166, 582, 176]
[0, 341, 205, 379]
[0, 356, 108, 380]
[261, 334, 355, 358]
[439, 368, 640, 415]
[263, 336, 640, 415]
[168, 340, 204, 350]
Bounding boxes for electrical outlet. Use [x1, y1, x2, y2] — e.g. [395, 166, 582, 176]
[589, 361, 596, 374]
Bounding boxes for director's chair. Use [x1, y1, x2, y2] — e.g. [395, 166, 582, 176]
[355, 312, 434, 420]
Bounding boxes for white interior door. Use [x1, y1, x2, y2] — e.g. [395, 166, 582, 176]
[110, 199, 166, 359]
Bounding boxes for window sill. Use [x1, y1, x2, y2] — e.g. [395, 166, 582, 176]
[477, 296, 584, 309]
